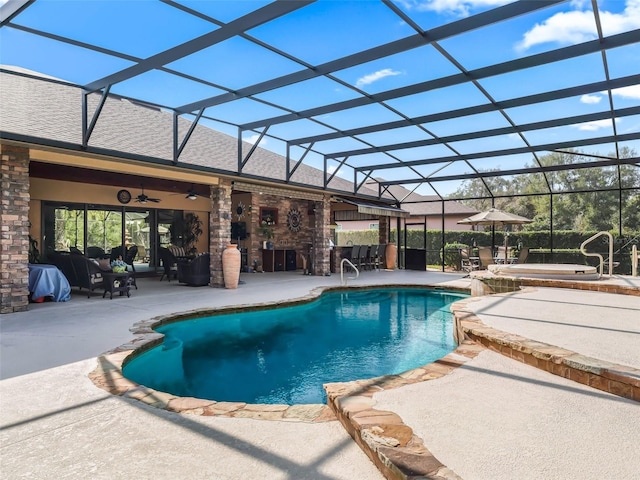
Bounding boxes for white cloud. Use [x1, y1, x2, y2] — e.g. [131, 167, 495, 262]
[245, 134, 267, 146]
[611, 85, 640, 100]
[572, 119, 618, 131]
[356, 68, 403, 88]
[395, 0, 509, 17]
[517, 0, 640, 51]
[580, 94, 602, 104]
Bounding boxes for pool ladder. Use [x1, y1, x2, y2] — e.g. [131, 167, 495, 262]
[340, 258, 359, 286]
[580, 231, 613, 278]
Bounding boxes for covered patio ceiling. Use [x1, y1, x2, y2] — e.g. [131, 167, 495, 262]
[1, 0, 639, 204]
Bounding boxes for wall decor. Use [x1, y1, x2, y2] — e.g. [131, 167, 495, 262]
[286, 208, 303, 233]
[236, 201, 247, 220]
[117, 189, 131, 204]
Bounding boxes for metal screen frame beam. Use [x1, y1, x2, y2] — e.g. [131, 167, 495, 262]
[355, 132, 640, 172]
[378, 157, 640, 186]
[84, 1, 314, 92]
[241, 30, 640, 131]
[176, 0, 562, 113]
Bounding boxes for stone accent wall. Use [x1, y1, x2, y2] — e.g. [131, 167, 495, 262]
[209, 181, 232, 287]
[245, 193, 314, 270]
[313, 196, 331, 276]
[1, 144, 30, 313]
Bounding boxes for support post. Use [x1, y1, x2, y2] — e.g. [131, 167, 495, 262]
[1, 144, 30, 313]
[313, 196, 331, 276]
[209, 180, 233, 287]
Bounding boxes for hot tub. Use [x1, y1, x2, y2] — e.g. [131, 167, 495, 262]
[488, 263, 599, 280]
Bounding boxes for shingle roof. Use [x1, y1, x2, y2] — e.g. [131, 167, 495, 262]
[1, 67, 380, 198]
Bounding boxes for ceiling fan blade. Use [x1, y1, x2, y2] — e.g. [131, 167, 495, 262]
[149, 198, 161, 203]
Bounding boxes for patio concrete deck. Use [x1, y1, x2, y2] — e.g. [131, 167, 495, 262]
[1, 270, 638, 479]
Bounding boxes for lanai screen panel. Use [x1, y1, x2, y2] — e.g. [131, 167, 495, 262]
[0, 0, 638, 201]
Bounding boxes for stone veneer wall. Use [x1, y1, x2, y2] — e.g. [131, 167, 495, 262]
[245, 193, 313, 270]
[209, 181, 232, 287]
[1, 144, 30, 313]
[313, 196, 331, 276]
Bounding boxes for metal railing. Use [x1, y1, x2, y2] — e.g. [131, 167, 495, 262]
[580, 231, 613, 278]
[340, 258, 359, 286]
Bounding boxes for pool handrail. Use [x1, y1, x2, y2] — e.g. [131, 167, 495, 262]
[340, 258, 359, 286]
[580, 231, 613, 278]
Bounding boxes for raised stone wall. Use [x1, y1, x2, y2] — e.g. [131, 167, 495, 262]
[1, 144, 30, 313]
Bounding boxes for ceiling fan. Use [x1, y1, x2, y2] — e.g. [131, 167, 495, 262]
[135, 185, 161, 203]
[171, 184, 207, 201]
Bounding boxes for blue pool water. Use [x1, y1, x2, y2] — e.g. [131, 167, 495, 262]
[123, 287, 466, 404]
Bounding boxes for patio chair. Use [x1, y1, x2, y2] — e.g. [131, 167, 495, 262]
[159, 247, 179, 281]
[50, 252, 105, 298]
[348, 245, 361, 270]
[177, 252, 211, 286]
[460, 248, 479, 272]
[478, 246, 495, 269]
[515, 246, 529, 264]
[123, 245, 138, 289]
[367, 244, 379, 270]
[359, 245, 371, 270]
[86, 246, 107, 259]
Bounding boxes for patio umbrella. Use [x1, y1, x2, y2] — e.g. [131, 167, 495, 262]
[458, 208, 532, 263]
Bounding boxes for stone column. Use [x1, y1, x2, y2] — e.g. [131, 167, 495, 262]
[1, 144, 30, 313]
[379, 216, 390, 244]
[209, 180, 232, 287]
[313, 196, 331, 276]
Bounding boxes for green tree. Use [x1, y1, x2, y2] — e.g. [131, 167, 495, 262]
[451, 148, 639, 233]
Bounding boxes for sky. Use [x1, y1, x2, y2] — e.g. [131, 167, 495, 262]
[1, 0, 639, 197]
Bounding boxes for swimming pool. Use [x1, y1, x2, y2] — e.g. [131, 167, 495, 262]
[123, 287, 467, 404]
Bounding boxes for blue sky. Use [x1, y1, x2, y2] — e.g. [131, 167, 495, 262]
[1, 0, 639, 197]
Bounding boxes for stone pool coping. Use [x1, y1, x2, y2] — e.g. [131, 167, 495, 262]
[89, 284, 470, 423]
[88, 282, 640, 480]
[323, 289, 640, 480]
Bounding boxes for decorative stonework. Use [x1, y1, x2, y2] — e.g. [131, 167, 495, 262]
[313, 196, 331, 276]
[324, 342, 484, 480]
[451, 294, 640, 402]
[469, 271, 640, 297]
[0, 144, 30, 313]
[209, 181, 232, 287]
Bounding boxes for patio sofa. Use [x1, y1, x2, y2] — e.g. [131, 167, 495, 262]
[48, 252, 107, 297]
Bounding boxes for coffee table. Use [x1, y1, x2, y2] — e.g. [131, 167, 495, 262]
[102, 272, 131, 299]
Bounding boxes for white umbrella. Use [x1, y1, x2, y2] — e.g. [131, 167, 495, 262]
[458, 208, 532, 263]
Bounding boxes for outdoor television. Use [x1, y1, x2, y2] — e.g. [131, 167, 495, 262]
[231, 221, 247, 240]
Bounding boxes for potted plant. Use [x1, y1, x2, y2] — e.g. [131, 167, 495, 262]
[171, 213, 203, 256]
[261, 215, 275, 249]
